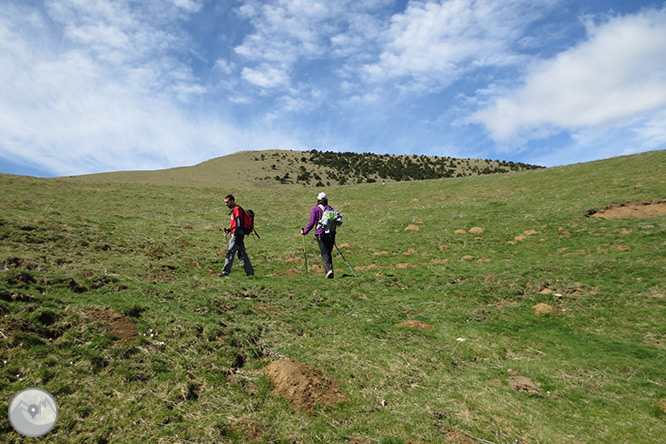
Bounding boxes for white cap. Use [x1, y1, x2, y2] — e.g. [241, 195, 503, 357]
[317, 192, 328, 200]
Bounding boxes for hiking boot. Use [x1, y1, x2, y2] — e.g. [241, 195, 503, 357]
[326, 270, 334, 279]
[219, 272, 230, 277]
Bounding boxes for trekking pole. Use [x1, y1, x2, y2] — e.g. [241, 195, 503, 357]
[302, 234, 309, 277]
[334, 243, 357, 277]
[252, 228, 261, 239]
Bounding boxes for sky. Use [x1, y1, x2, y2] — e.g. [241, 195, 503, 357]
[1, 0, 665, 177]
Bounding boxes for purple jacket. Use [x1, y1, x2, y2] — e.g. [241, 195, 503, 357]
[303, 204, 333, 236]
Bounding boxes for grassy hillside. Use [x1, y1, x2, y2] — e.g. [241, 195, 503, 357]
[1, 150, 665, 443]
[65, 149, 542, 189]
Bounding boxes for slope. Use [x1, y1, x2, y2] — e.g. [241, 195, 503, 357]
[0, 150, 664, 443]
[63, 149, 542, 188]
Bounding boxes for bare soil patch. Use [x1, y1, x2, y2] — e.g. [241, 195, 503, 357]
[85, 308, 139, 343]
[264, 359, 348, 411]
[657, 400, 666, 414]
[533, 303, 564, 316]
[355, 264, 381, 271]
[234, 417, 267, 442]
[442, 426, 477, 444]
[587, 200, 666, 219]
[396, 320, 435, 331]
[508, 376, 542, 395]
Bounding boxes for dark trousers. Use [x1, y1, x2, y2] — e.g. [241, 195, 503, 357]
[316, 232, 335, 273]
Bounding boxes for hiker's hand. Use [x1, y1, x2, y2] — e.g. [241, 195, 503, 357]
[300, 228, 305, 235]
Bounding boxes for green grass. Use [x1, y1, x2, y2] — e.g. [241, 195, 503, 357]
[1, 150, 665, 443]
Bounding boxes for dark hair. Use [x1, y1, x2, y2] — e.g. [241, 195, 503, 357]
[225, 194, 235, 201]
[317, 198, 328, 206]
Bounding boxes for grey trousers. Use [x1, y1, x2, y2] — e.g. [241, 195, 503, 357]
[222, 233, 254, 275]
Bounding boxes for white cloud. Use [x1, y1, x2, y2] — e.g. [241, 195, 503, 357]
[234, 0, 392, 91]
[241, 65, 289, 88]
[634, 109, 666, 149]
[172, 0, 202, 13]
[469, 7, 666, 144]
[363, 0, 555, 90]
[0, 1, 299, 176]
[215, 59, 236, 75]
[234, 0, 333, 65]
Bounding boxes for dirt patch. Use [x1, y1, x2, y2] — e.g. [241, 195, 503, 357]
[264, 359, 348, 411]
[645, 333, 666, 349]
[396, 320, 435, 331]
[355, 264, 381, 271]
[284, 255, 302, 264]
[533, 303, 564, 316]
[656, 400, 666, 414]
[234, 417, 267, 442]
[86, 308, 139, 343]
[442, 426, 476, 444]
[428, 258, 449, 265]
[587, 200, 666, 219]
[404, 224, 421, 231]
[508, 376, 542, 395]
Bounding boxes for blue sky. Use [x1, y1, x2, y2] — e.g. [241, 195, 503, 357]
[1, 0, 665, 177]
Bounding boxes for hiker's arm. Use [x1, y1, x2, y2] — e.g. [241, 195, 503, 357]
[302, 207, 318, 235]
[234, 212, 244, 235]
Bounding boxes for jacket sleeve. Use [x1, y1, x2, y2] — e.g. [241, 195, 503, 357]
[303, 206, 319, 234]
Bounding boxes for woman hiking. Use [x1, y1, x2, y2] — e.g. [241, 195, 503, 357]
[301, 192, 341, 279]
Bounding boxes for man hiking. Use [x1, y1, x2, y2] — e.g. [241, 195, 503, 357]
[301, 192, 341, 279]
[220, 195, 254, 277]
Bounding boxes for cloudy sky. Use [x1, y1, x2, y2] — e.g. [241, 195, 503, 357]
[1, 0, 665, 177]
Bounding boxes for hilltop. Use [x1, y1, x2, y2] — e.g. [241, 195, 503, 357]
[64, 149, 542, 188]
[1, 150, 665, 443]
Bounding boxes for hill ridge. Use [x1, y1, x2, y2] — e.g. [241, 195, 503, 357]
[60, 149, 543, 188]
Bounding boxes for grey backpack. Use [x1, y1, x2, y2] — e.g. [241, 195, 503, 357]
[316, 205, 343, 234]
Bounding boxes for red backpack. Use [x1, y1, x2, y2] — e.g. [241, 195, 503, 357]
[239, 207, 255, 235]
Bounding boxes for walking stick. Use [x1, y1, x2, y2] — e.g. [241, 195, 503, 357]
[302, 234, 309, 277]
[334, 243, 357, 277]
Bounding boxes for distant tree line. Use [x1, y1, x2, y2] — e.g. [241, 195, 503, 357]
[306, 150, 543, 183]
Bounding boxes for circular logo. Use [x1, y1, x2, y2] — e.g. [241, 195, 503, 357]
[8, 388, 59, 437]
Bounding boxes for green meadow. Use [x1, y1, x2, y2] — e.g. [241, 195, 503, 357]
[1, 150, 665, 443]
